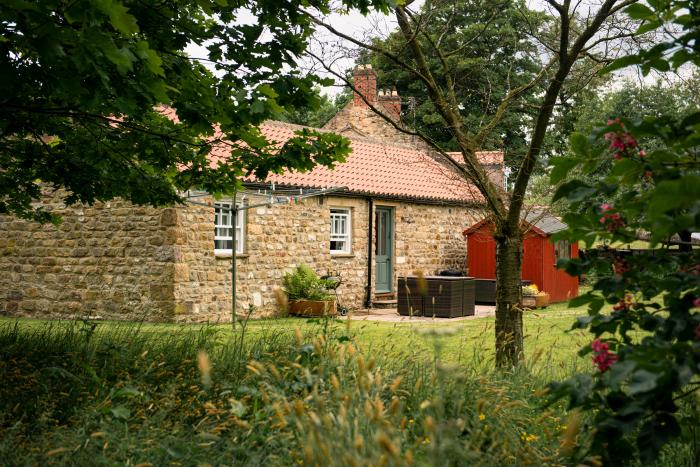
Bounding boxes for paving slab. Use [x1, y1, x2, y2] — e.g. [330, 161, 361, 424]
[339, 305, 496, 323]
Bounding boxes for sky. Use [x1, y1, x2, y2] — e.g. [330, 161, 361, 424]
[185, 1, 681, 99]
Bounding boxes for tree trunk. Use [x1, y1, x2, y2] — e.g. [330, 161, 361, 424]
[494, 227, 524, 367]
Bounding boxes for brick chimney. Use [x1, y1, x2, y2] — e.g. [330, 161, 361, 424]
[378, 88, 401, 121]
[352, 64, 377, 107]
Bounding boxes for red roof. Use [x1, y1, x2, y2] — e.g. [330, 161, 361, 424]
[211, 120, 487, 204]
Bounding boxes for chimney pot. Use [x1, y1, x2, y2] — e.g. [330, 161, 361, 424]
[352, 63, 377, 108]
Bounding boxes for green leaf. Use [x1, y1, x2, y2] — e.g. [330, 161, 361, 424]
[636, 19, 662, 34]
[550, 156, 580, 183]
[105, 2, 140, 35]
[601, 55, 641, 74]
[625, 3, 654, 19]
[568, 292, 595, 308]
[552, 180, 596, 202]
[628, 369, 661, 395]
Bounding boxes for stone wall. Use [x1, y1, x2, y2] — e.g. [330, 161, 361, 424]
[170, 193, 478, 321]
[0, 192, 478, 322]
[0, 196, 177, 320]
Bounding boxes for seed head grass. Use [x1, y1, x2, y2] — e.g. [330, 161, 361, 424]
[0, 304, 692, 466]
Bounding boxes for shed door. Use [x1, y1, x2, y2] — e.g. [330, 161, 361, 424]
[375, 207, 394, 293]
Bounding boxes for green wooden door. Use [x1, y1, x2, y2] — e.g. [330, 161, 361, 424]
[375, 207, 394, 293]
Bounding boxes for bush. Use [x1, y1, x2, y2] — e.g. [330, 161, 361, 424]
[282, 264, 332, 301]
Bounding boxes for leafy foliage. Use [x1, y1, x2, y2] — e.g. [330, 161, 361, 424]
[282, 264, 333, 301]
[276, 88, 352, 128]
[531, 78, 700, 211]
[0, 0, 379, 222]
[360, 0, 544, 169]
[546, 9, 700, 458]
[602, 0, 700, 74]
[548, 112, 700, 462]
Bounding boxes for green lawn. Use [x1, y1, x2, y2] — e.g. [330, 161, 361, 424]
[0, 300, 593, 377]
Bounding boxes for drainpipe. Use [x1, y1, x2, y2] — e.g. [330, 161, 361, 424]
[364, 197, 373, 308]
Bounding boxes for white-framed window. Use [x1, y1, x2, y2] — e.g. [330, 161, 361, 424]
[330, 208, 351, 254]
[214, 202, 244, 254]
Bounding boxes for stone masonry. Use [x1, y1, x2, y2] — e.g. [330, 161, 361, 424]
[0, 195, 178, 321]
[0, 193, 478, 322]
[171, 194, 478, 321]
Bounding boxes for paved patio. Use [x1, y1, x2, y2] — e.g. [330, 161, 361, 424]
[339, 305, 496, 323]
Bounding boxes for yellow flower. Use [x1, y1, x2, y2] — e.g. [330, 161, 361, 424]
[479, 413, 485, 421]
[521, 432, 539, 442]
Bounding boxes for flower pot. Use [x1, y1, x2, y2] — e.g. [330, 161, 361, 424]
[535, 292, 550, 308]
[289, 300, 337, 317]
[521, 296, 537, 309]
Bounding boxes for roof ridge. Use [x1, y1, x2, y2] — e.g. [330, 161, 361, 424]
[263, 119, 429, 152]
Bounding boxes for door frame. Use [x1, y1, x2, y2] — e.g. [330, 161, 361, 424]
[374, 206, 394, 294]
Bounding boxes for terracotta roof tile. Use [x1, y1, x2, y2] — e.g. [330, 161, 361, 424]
[210, 120, 493, 204]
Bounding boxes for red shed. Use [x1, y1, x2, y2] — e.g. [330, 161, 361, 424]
[463, 211, 579, 303]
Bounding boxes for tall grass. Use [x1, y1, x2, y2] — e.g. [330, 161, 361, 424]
[0, 317, 692, 466]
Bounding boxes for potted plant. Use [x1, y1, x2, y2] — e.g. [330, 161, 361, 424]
[521, 284, 539, 309]
[521, 284, 550, 309]
[282, 264, 337, 317]
[535, 291, 550, 308]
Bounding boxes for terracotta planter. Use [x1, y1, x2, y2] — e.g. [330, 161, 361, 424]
[521, 295, 537, 309]
[289, 300, 337, 317]
[535, 292, 550, 308]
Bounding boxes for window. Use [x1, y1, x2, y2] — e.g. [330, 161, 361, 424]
[330, 208, 351, 254]
[214, 202, 244, 254]
[554, 239, 570, 263]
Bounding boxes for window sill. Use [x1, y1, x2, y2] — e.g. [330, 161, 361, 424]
[215, 252, 249, 259]
[331, 253, 355, 258]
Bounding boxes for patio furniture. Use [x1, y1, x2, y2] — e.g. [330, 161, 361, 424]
[398, 276, 475, 318]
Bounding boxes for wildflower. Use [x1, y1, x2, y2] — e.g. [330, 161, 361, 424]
[479, 413, 485, 421]
[598, 206, 625, 232]
[591, 339, 618, 372]
[520, 432, 539, 442]
[693, 297, 700, 308]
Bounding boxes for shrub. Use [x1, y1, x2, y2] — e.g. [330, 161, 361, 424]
[282, 264, 332, 301]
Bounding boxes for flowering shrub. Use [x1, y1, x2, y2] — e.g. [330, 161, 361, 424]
[590, 339, 618, 372]
[547, 110, 700, 464]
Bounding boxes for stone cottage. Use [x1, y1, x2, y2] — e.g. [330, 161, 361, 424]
[0, 65, 503, 322]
